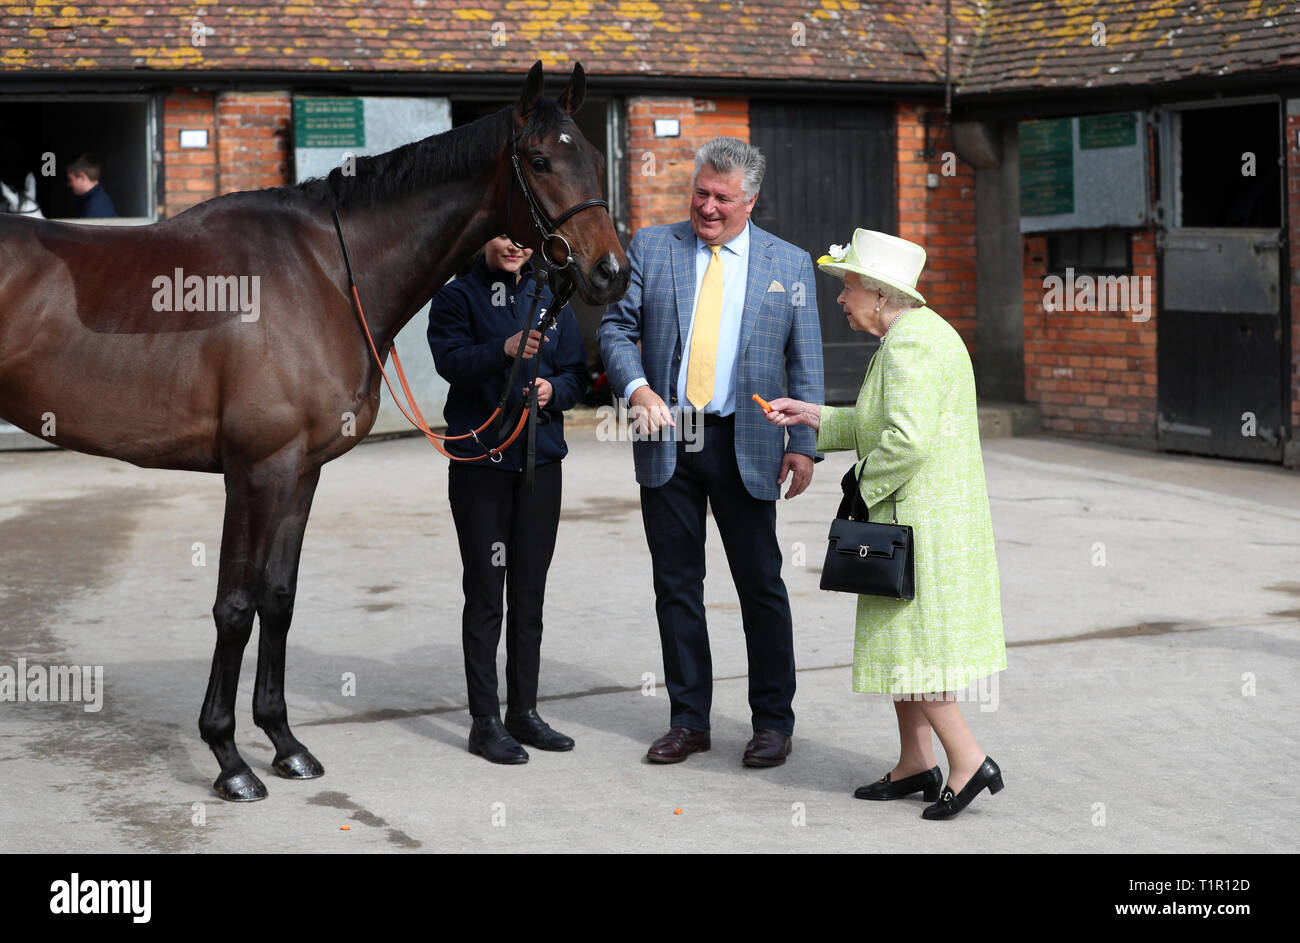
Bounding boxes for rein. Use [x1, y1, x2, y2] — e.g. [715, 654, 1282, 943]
[330, 127, 598, 469]
[332, 206, 535, 464]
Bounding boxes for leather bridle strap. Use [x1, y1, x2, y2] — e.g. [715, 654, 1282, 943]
[505, 128, 609, 270]
[492, 265, 574, 435]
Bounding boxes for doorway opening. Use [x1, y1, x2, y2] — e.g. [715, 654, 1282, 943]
[0, 96, 154, 221]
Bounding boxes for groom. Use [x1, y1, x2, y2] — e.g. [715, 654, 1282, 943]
[598, 137, 823, 767]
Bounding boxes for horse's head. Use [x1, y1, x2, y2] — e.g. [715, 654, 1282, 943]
[506, 61, 629, 306]
[0, 175, 44, 218]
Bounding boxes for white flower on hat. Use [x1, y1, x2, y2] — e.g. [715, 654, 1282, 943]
[827, 243, 847, 262]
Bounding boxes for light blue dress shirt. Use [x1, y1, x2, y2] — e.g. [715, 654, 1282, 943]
[623, 222, 750, 416]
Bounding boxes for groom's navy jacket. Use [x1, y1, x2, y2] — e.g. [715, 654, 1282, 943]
[427, 256, 586, 471]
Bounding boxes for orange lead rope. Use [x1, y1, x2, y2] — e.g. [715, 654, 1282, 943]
[333, 204, 531, 463]
[347, 282, 530, 462]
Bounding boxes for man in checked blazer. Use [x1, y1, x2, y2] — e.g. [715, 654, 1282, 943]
[598, 137, 824, 767]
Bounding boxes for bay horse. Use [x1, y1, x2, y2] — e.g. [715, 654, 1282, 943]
[0, 61, 628, 801]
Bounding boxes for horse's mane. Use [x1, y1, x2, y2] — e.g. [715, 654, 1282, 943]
[293, 97, 570, 211]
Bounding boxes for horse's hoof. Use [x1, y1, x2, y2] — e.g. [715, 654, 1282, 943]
[214, 769, 268, 802]
[273, 750, 325, 780]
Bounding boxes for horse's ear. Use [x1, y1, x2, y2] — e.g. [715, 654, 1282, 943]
[557, 62, 586, 117]
[515, 61, 545, 127]
[24, 172, 36, 200]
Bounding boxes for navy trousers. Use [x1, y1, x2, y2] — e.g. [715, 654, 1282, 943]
[448, 462, 562, 717]
[639, 418, 796, 736]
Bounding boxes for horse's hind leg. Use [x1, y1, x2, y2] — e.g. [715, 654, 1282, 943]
[252, 467, 324, 780]
[200, 464, 296, 801]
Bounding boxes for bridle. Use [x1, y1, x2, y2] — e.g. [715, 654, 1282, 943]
[505, 127, 609, 270]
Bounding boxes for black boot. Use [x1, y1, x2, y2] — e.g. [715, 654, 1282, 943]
[504, 708, 575, 752]
[468, 714, 529, 764]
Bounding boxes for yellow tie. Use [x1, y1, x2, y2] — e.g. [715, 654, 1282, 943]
[686, 244, 724, 409]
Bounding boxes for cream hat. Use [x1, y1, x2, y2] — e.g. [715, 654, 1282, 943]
[817, 229, 926, 306]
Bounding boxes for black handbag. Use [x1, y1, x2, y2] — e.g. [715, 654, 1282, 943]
[819, 459, 915, 600]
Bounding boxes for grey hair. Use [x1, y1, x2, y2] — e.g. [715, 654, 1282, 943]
[848, 271, 917, 310]
[693, 137, 766, 201]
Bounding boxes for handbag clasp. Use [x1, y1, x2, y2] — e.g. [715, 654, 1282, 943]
[858, 545, 870, 557]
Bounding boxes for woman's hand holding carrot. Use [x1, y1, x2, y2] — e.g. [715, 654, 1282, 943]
[762, 396, 820, 431]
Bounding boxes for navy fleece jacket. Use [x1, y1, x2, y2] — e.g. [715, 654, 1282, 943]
[427, 256, 586, 470]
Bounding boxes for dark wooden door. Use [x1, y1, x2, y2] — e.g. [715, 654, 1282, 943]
[749, 101, 895, 403]
[1157, 229, 1286, 461]
[1156, 101, 1289, 461]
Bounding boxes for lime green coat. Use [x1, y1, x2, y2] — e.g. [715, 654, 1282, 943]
[816, 307, 1007, 694]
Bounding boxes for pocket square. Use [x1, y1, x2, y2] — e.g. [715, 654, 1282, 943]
[766, 280, 785, 292]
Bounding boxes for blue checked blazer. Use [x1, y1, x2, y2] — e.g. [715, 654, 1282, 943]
[598, 219, 825, 501]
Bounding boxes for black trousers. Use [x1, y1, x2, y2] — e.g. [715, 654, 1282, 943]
[448, 461, 562, 717]
[639, 419, 796, 736]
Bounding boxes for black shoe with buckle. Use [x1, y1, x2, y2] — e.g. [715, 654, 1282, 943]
[504, 708, 575, 752]
[922, 756, 1004, 820]
[854, 765, 942, 801]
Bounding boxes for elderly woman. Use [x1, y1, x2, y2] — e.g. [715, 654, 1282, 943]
[764, 230, 1006, 820]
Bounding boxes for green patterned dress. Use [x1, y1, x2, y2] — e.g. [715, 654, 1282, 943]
[816, 306, 1007, 694]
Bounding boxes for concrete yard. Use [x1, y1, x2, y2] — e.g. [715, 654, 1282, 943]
[1, 418, 1297, 853]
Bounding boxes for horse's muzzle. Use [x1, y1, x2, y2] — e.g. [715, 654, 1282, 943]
[577, 252, 629, 305]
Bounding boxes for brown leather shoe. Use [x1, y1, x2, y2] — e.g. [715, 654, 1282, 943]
[646, 726, 711, 763]
[743, 729, 792, 767]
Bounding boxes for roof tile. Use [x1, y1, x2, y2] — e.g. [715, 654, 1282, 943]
[961, 0, 1300, 94]
[0, 0, 984, 83]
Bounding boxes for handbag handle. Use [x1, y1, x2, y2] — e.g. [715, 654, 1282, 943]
[839, 460, 897, 524]
[841, 348, 898, 525]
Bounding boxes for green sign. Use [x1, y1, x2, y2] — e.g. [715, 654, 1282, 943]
[1020, 118, 1072, 156]
[1019, 118, 1074, 216]
[294, 98, 365, 148]
[1080, 112, 1137, 149]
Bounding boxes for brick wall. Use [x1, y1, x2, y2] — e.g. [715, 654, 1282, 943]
[896, 103, 977, 351]
[216, 90, 292, 195]
[624, 97, 747, 232]
[162, 88, 217, 217]
[1022, 231, 1158, 445]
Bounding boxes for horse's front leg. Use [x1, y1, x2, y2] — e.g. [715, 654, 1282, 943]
[200, 461, 298, 801]
[252, 467, 325, 780]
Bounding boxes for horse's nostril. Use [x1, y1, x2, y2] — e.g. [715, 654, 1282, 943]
[590, 254, 620, 289]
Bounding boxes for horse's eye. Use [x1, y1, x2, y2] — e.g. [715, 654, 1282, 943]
[530, 157, 550, 173]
